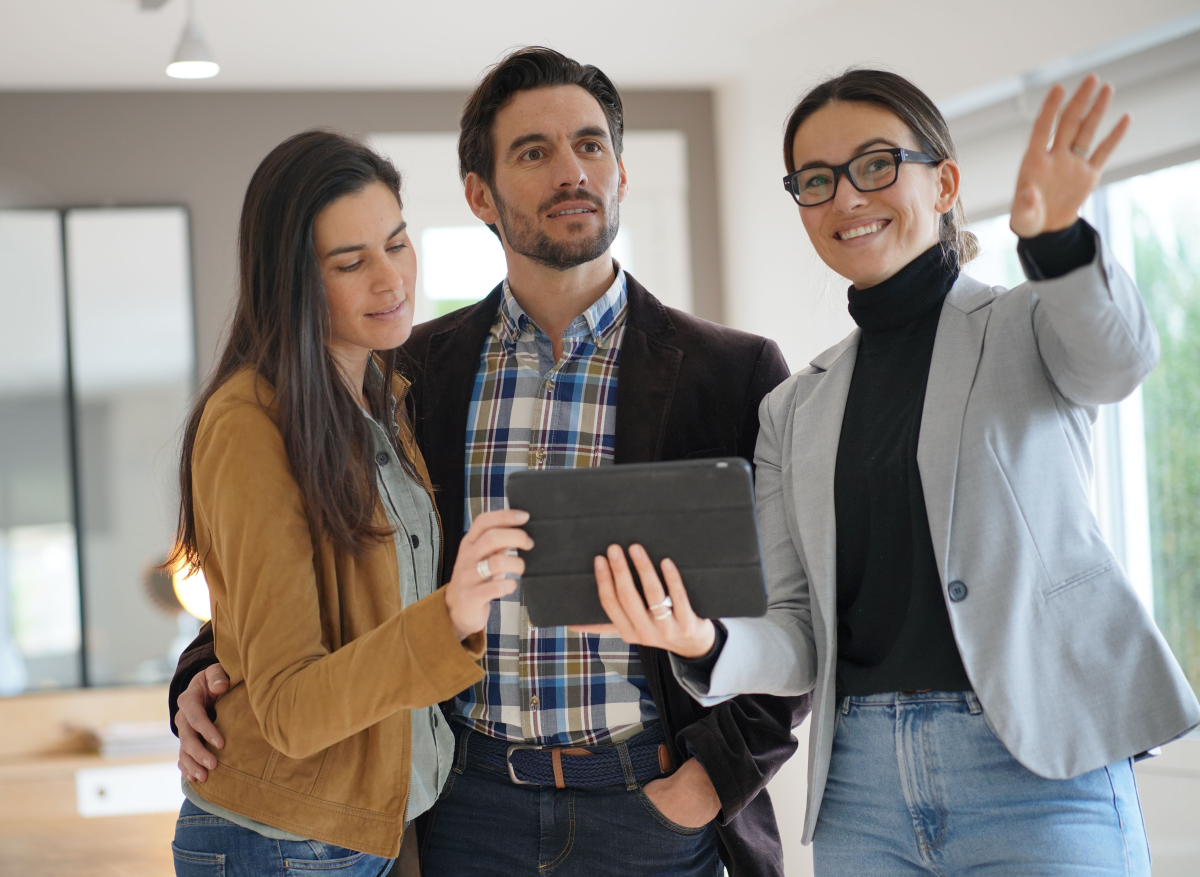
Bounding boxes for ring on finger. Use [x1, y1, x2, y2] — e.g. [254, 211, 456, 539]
[651, 607, 673, 620]
[648, 596, 673, 613]
[1070, 144, 1088, 157]
[477, 558, 493, 581]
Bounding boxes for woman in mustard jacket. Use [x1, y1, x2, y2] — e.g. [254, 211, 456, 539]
[167, 130, 530, 875]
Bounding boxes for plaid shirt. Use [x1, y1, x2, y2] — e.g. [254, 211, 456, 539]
[451, 270, 659, 746]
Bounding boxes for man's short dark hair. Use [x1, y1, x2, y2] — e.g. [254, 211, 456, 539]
[458, 47, 624, 187]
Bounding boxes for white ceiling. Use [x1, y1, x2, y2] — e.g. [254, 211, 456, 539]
[0, 0, 828, 90]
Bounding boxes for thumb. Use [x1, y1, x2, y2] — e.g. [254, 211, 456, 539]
[205, 664, 230, 692]
[1009, 182, 1044, 238]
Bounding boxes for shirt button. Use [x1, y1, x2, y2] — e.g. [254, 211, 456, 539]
[948, 580, 969, 602]
[375, 452, 390, 466]
[410, 534, 420, 549]
[529, 695, 540, 708]
[535, 448, 547, 462]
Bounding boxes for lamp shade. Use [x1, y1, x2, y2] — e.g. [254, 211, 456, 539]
[167, 18, 219, 79]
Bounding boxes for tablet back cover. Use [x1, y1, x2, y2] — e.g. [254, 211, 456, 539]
[506, 458, 767, 627]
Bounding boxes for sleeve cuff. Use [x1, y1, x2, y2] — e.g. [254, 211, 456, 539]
[1017, 218, 1096, 281]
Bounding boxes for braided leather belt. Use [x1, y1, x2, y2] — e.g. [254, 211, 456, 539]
[457, 723, 673, 789]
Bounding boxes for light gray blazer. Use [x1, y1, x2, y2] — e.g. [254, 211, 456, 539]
[673, 241, 1200, 844]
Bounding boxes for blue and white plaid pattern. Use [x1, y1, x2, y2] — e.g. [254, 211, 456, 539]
[452, 270, 658, 746]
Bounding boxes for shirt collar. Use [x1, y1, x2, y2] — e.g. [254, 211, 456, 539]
[497, 265, 628, 349]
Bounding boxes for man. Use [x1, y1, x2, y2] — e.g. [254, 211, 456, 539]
[171, 47, 810, 877]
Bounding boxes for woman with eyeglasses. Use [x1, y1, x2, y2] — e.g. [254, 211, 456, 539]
[586, 70, 1200, 874]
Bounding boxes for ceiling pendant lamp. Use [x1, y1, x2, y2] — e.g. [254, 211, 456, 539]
[166, 0, 219, 80]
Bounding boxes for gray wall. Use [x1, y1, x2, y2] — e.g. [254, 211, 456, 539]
[0, 89, 724, 377]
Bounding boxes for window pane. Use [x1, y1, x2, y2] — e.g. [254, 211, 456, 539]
[65, 207, 197, 686]
[0, 210, 81, 695]
[965, 214, 1023, 289]
[420, 226, 507, 317]
[1106, 159, 1200, 698]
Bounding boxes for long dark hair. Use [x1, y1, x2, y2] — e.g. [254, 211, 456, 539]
[169, 129, 415, 573]
[783, 68, 979, 264]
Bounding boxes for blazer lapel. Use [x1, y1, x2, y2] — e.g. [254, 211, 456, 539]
[614, 274, 683, 464]
[789, 331, 860, 629]
[917, 275, 995, 579]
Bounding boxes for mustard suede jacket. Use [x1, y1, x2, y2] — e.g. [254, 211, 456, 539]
[188, 368, 484, 858]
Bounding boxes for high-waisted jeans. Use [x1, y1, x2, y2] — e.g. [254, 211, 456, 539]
[813, 690, 1151, 876]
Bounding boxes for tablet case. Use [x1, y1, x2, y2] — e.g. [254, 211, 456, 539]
[506, 458, 768, 627]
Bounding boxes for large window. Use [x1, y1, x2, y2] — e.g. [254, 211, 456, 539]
[969, 157, 1200, 698]
[0, 207, 198, 695]
[1111, 160, 1200, 696]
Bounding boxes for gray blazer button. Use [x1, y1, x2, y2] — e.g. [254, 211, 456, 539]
[375, 452, 390, 465]
[410, 534, 420, 549]
[948, 580, 968, 602]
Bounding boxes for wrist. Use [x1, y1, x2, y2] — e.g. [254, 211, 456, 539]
[677, 619, 716, 660]
[442, 585, 472, 642]
[676, 757, 721, 812]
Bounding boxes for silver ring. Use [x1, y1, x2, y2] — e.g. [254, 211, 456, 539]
[651, 607, 674, 620]
[1071, 144, 1088, 157]
[648, 596, 673, 618]
[477, 558, 493, 580]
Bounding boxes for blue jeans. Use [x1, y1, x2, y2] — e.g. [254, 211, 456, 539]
[419, 732, 722, 876]
[172, 799, 394, 877]
[813, 690, 1151, 876]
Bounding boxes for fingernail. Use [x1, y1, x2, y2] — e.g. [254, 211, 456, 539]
[515, 510, 530, 522]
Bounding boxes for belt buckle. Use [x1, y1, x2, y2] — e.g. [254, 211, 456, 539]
[505, 743, 543, 785]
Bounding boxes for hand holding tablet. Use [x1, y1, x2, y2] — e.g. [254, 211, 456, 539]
[573, 542, 717, 659]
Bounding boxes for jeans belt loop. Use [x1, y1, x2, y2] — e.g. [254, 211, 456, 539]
[616, 739, 639, 791]
[839, 696, 851, 716]
[966, 690, 983, 715]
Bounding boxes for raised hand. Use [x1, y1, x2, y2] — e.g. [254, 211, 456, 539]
[1010, 74, 1130, 239]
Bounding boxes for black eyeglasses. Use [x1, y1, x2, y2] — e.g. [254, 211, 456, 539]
[783, 148, 941, 207]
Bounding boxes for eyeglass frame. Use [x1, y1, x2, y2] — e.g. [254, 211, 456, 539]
[782, 148, 942, 207]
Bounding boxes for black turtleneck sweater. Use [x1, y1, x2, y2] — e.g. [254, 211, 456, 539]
[834, 222, 1095, 696]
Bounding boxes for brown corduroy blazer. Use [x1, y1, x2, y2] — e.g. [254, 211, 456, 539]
[186, 368, 484, 858]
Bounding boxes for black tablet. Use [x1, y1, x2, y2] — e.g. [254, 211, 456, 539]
[505, 458, 768, 628]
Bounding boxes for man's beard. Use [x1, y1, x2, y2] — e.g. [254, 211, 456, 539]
[493, 188, 619, 271]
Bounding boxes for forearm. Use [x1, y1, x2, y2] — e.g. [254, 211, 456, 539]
[1026, 221, 1159, 404]
[242, 588, 483, 760]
